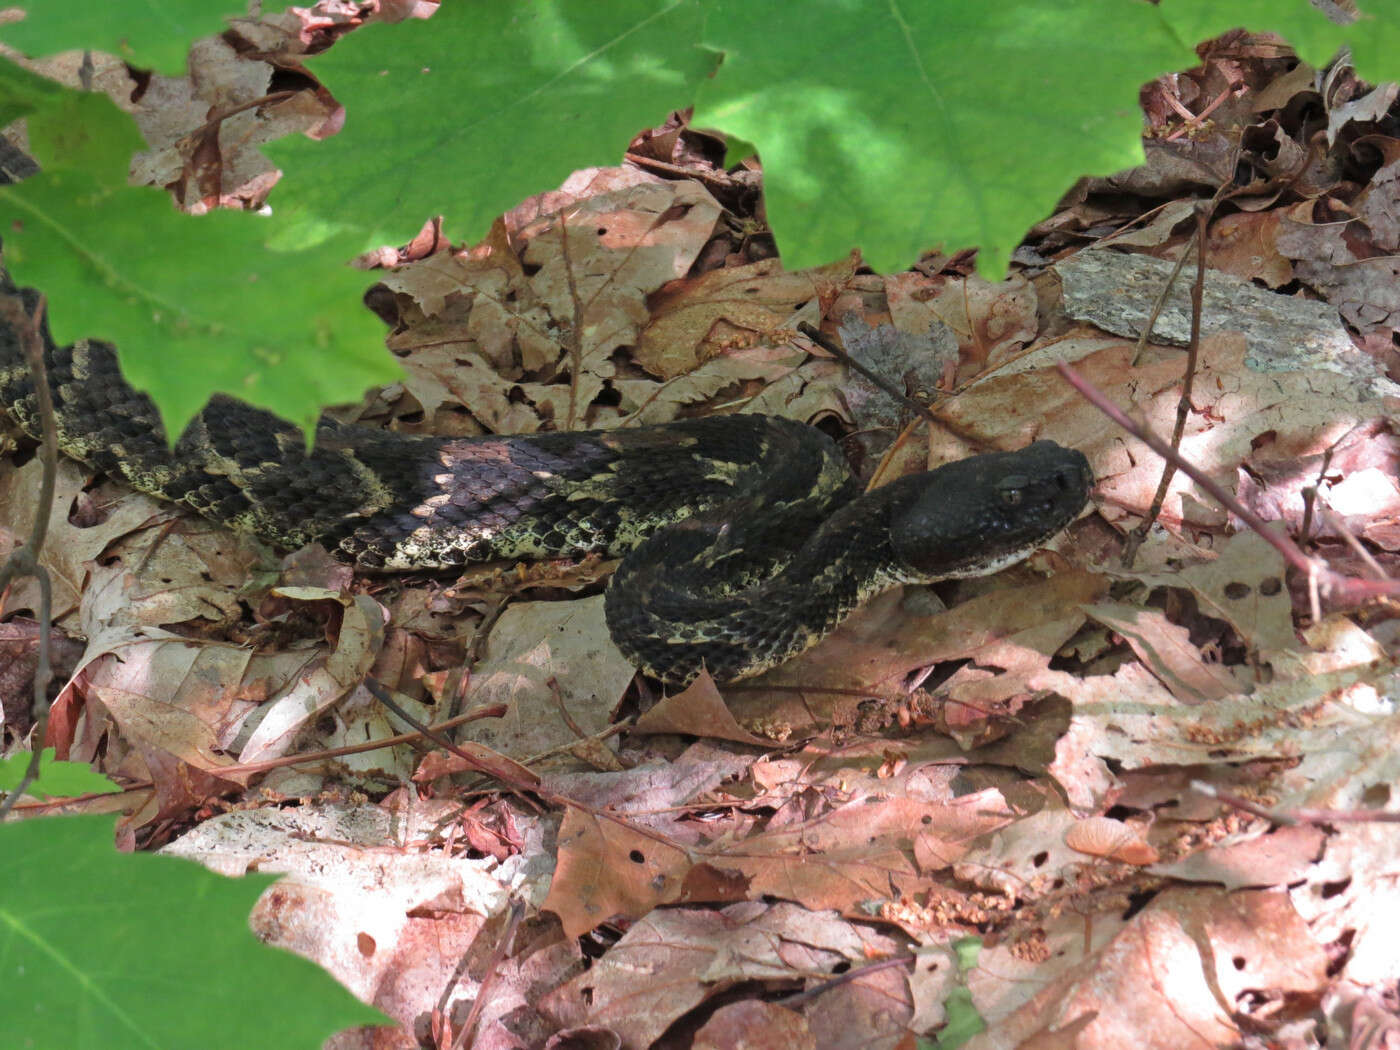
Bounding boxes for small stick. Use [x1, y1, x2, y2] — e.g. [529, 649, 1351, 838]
[450, 898, 525, 1049]
[0, 292, 59, 822]
[1122, 200, 1210, 568]
[796, 320, 941, 429]
[547, 675, 590, 741]
[1192, 781, 1400, 826]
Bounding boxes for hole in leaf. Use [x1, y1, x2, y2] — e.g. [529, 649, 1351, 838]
[1321, 878, 1350, 899]
[1121, 887, 1159, 919]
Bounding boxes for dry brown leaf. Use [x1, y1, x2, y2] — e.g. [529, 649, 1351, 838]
[633, 669, 771, 746]
[411, 740, 542, 788]
[1296, 822, 1400, 991]
[1115, 530, 1296, 655]
[729, 572, 1105, 737]
[1038, 649, 1400, 813]
[1084, 603, 1242, 704]
[636, 254, 859, 379]
[964, 888, 1329, 1050]
[382, 174, 724, 434]
[238, 589, 386, 765]
[543, 903, 905, 1047]
[457, 596, 634, 761]
[164, 800, 565, 1044]
[1151, 825, 1324, 889]
[1325, 465, 1400, 549]
[714, 793, 1013, 912]
[931, 333, 1398, 539]
[544, 806, 690, 939]
[1206, 209, 1293, 287]
[884, 270, 1038, 377]
[952, 805, 1089, 896]
[0, 460, 172, 620]
[1277, 200, 1400, 334]
[1063, 815, 1159, 865]
[693, 1001, 815, 1050]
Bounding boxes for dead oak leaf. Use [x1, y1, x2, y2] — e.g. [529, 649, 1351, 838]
[637, 254, 859, 380]
[544, 903, 903, 1047]
[457, 595, 634, 762]
[544, 805, 690, 939]
[0, 459, 170, 620]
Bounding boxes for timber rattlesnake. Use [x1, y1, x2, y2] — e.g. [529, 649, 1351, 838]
[0, 278, 1092, 684]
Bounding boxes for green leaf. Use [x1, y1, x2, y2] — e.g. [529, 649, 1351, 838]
[0, 57, 67, 126]
[26, 88, 145, 183]
[694, 0, 1188, 276]
[1160, 0, 1400, 85]
[0, 0, 244, 75]
[0, 749, 120, 799]
[0, 815, 386, 1049]
[7, 0, 1400, 429]
[0, 77, 398, 434]
[935, 987, 987, 1049]
[0, 169, 397, 434]
[692, 0, 1400, 276]
[951, 935, 982, 972]
[266, 0, 718, 253]
[1338, 0, 1400, 78]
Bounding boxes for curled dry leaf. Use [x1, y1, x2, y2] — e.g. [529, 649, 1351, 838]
[1064, 816, 1159, 865]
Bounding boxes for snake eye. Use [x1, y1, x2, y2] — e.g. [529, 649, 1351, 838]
[997, 475, 1028, 507]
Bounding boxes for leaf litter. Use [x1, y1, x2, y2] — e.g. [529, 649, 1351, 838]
[3, 12, 1400, 1050]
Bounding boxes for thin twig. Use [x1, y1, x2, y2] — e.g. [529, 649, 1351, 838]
[366, 677, 541, 794]
[2, 706, 509, 814]
[1128, 240, 1195, 369]
[0, 292, 59, 822]
[777, 953, 916, 1006]
[444, 592, 509, 722]
[1318, 506, 1390, 581]
[450, 898, 525, 1049]
[796, 320, 942, 430]
[1059, 361, 1314, 575]
[215, 705, 509, 779]
[546, 675, 590, 740]
[622, 152, 735, 189]
[1122, 201, 1212, 566]
[1191, 781, 1400, 826]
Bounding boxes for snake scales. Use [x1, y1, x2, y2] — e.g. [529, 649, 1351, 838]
[0, 276, 1092, 685]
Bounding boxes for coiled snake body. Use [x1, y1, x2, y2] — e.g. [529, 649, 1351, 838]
[0, 280, 1092, 685]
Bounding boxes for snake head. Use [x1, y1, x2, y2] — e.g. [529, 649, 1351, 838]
[888, 441, 1092, 581]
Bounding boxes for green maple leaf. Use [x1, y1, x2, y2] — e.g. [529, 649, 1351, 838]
[0, 815, 387, 1049]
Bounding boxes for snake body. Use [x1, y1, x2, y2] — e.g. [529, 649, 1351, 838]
[0, 279, 1092, 685]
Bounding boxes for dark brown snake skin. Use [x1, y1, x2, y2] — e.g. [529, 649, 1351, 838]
[0, 276, 1092, 685]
